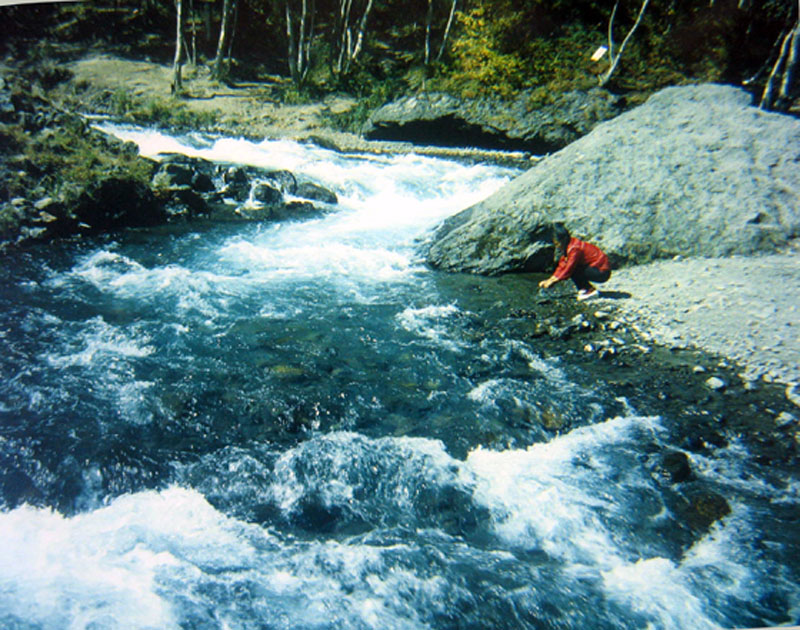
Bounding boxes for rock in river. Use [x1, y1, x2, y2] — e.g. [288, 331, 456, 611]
[424, 84, 800, 275]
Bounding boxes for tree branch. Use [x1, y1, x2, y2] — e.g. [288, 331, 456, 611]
[600, 0, 650, 88]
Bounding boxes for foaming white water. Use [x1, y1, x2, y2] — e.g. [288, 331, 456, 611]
[395, 304, 465, 351]
[0, 488, 220, 629]
[0, 481, 450, 630]
[467, 415, 662, 557]
[43, 315, 154, 368]
[464, 416, 734, 630]
[95, 123, 511, 216]
[1, 422, 795, 630]
[96, 123, 518, 295]
[265, 432, 463, 521]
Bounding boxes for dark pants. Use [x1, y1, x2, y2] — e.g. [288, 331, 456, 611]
[571, 266, 610, 292]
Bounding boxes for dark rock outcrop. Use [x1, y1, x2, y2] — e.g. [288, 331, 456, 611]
[425, 84, 800, 275]
[362, 88, 626, 154]
[1, 64, 343, 250]
[150, 155, 338, 224]
[72, 177, 165, 231]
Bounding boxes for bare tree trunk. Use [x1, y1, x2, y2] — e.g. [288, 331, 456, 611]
[303, 0, 316, 81]
[189, 0, 198, 67]
[350, 0, 373, 63]
[436, 0, 457, 62]
[287, 0, 316, 85]
[761, 24, 794, 108]
[335, 0, 373, 75]
[606, 0, 620, 61]
[299, 0, 316, 83]
[777, 2, 800, 109]
[778, 26, 800, 102]
[424, 0, 434, 65]
[213, 0, 233, 80]
[226, 0, 240, 61]
[172, 0, 184, 94]
[599, 0, 651, 87]
[286, 1, 298, 81]
[296, 0, 310, 81]
[335, 0, 353, 75]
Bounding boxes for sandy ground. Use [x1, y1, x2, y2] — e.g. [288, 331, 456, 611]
[64, 53, 355, 136]
[61, 53, 533, 165]
[60, 53, 800, 394]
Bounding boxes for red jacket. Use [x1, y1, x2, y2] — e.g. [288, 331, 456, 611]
[553, 237, 610, 281]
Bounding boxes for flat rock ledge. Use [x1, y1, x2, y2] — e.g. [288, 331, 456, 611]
[362, 88, 625, 154]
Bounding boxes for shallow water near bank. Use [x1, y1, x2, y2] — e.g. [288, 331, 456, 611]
[0, 125, 798, 630]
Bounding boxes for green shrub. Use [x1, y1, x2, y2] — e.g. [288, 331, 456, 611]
[445, 5, 525, 99]
[127, 98, 217, 130]
[110, 87, 133, 115]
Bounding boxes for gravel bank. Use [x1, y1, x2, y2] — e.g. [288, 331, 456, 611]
[600, 253, 800, 386]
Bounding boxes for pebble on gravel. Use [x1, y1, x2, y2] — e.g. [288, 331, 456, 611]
[775, 412, 798, 429]
[787, 383, 800, 409]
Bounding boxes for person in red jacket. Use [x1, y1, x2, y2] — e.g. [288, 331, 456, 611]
[538, 224, 611, 301]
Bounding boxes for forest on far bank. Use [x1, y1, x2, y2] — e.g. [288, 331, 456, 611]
[2, 0, 799, 113]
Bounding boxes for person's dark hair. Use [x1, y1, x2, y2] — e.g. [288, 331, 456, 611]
[553, 224, 571, 250]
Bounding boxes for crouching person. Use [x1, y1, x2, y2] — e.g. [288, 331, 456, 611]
[538, 224, 611, 301]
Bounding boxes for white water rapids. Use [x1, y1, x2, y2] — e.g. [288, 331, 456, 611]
[0, 125, 797, 630]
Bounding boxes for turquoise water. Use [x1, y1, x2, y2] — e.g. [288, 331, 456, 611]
[0, 126, 797, 629]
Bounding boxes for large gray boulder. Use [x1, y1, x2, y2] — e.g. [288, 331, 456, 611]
[362, 88, 625, 154]
[424, 84, 800, 275]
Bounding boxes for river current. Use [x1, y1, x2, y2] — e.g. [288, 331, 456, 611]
[0, 126, 798, 630]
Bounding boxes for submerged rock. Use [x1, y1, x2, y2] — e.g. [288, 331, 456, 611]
[657, 450, 694, 483]
[787, 383, 800, 409]
[425, 84, 800, 275]
[682, 489, 732, 533]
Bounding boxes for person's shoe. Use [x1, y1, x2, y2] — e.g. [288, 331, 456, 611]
[577, 288, 599, 301]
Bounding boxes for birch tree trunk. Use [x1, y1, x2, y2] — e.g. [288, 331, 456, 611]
[424, 0, 434, 65]
[436, 0, 457, 62]
[761, 27, 794, 109]
[599, 0, 651, 87]
[226, 0, 240, 61]
[286, 0, 316, 85]
[335, 0, 373, 76]
[213, 0, 233, 80]
[778, 21, 800, 107]
[350, 0, 373, 63]
[301, 0, 316, 82]
[172, 0, 184, 94]
[335, 0, 353, 75]
[761, 0, 800, 111]
[286, 1, 298, 81]
[187, 0, 196, 66]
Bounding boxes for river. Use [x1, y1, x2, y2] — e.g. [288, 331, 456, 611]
[0, 125, 798, 630]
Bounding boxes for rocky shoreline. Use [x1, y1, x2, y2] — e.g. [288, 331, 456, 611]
[513, 250, 800, 459]
[603, 253, 800, 386]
